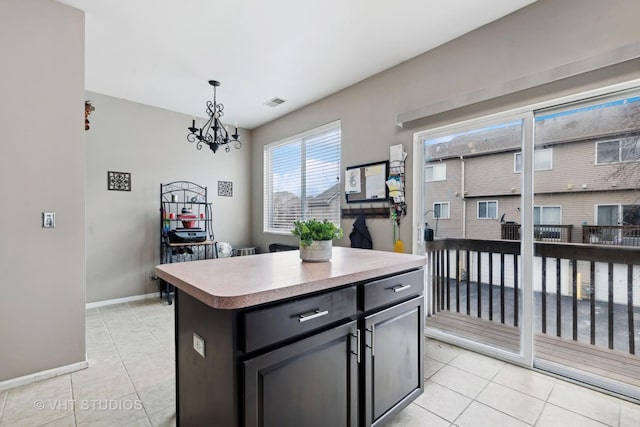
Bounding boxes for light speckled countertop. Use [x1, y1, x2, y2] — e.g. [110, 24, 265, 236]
[155, 247, 426, 309]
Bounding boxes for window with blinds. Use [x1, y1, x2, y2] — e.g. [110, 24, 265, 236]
[264, 121, 341, 233]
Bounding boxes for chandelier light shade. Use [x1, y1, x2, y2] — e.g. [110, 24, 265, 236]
[187, 80, 241, 154]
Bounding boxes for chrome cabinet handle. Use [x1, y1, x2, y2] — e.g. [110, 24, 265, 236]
[390, 284, 411, 293]
[366, 325, 375, 357]
[351, 329, 361, 363]
[298, 309, 329, 322]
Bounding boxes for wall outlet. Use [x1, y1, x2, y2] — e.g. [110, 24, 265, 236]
[42, 212, 56, 228]
[193, 333, 205, 358]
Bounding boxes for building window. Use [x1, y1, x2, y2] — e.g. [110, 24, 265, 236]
[596, 137, 640, 164]
[432, 202, 450, 219]
[514, 148, 553, 172]
[597, 204, 640, 225]
[263, 121, 341, 233]
[425, 163, 446, 182]
[623, 205, 640, 225]
[533, 206, 561, 225]
[477, 201, 498, 219]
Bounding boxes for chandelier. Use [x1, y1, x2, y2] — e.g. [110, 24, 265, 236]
[187, 80, 241, 154]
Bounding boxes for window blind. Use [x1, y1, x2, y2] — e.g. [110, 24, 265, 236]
[264, 121, 341, 233]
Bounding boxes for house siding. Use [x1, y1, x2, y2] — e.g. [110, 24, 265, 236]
[465, 152, 521, 197]
[424, 160, 464, 238]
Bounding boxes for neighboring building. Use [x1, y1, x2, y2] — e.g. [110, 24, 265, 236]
[424, 96, 640, 244]
[307, 183, 341, 220]
[270, 183, 341, 231]
[271, 190, 300, 230]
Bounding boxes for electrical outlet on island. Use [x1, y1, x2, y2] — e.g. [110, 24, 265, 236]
[193, 333, 205, 358]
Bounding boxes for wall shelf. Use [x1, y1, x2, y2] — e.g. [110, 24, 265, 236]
[341, 206, 390, 219]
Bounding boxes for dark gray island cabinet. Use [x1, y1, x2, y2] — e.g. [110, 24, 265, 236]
[155, 247, 426, 427]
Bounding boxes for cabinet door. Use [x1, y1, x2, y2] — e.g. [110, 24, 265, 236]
[364, 295, 424, 427]
[244, 321, 359, 427]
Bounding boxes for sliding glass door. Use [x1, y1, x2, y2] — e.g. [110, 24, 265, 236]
[415, 86, 640, 399]
[532, 91, 640, 399]
[417, 114, 531, 362]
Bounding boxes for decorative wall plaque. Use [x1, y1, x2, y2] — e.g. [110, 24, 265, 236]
[218, 180, 233, 197]
[108, 171, 131, 191]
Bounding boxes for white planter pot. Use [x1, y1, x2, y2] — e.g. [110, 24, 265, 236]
[299, 240, 332, 262]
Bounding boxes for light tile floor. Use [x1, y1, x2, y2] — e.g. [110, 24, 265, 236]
[391, 340, 640, 427]
[0, 299, 638, 426]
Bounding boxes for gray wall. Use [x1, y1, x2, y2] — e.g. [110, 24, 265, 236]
[0, 0, 86, 381]
[85, 92, 252, 303]
[250, 0, 640, 253]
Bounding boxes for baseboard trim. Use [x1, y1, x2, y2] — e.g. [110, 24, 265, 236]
[86, 292, 159, 309]
[0, 360, 89, 392]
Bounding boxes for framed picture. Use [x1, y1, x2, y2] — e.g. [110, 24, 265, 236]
[345, 161, 389, 203]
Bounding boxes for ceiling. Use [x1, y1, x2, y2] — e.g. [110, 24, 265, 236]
[58, 0, 537, 129]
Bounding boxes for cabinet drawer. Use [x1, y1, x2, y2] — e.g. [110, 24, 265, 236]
[363, 269, 423, 312]
[243, 286, 357, 353]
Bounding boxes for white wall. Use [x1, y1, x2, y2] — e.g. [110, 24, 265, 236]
[85, 92, 251, 303]
[250, 0, 640, 253]
[0, 0, 86, 381]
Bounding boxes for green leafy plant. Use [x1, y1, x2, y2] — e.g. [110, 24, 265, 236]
[292, 219, 343, 247]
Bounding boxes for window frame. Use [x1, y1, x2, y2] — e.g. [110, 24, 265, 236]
[263, 120, 341, 234]
[425, 163, 446, 182]
[596, 139, 622, 164]
[533, 205, 562, 225]
[595, 203, 640, 225]
[477, 200, 498, 220]
[514, 147, 553, 173]
[595, 138, 640, 165]
[432, 202, 450, 220]
[595, 137, 640, 165]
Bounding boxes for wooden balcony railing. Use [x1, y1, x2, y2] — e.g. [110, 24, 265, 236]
[501, 223, 573, 242]
[582, 225, 640, 246]
[425, 239, 640, 356]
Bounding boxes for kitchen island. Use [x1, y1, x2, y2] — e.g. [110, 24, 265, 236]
[156, 246, 427, 427]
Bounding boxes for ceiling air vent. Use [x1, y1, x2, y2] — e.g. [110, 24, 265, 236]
[265, 97, 286, 107]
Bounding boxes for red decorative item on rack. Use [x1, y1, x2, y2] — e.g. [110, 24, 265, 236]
[180, 214, 197, 228]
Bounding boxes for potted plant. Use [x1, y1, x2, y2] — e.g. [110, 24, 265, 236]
[292, 219, 343, 262]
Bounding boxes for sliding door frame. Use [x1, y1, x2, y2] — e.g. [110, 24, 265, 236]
[412, 78, 640, 369]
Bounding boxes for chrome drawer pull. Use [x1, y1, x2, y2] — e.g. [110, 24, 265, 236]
[391, 284, 411, 293]
[298, 309, 329, 322]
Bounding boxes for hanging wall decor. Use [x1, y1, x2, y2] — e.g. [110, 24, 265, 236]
[108, 171, 132, 191]
[218, 181, 233, 197]
[85, 100, 95, 131]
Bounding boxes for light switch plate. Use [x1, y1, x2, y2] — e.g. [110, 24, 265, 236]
[42, 212, 56, 228]
[193, 333, 205, 358]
